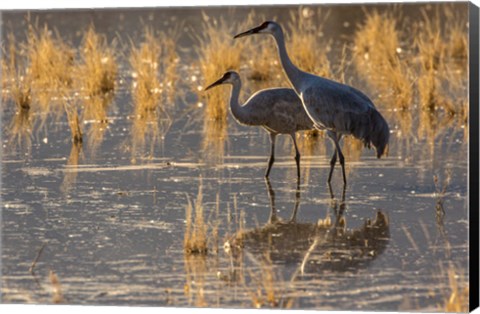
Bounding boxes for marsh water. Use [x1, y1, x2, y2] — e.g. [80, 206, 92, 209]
[0, 3, 470, 311]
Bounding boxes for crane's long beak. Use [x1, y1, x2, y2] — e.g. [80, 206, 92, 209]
[234, 25, 263, 39]
[204, 77, 225, 91]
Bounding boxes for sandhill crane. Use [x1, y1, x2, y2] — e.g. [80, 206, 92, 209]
[234, 21, 390, 186]
[204, 71, 314, 178]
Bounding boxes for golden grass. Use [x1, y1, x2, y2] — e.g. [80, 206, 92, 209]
[287, 7, 332, 78]
[130, 36, 162, 112]
[353, 10, 412, 111]
[129, 27, 178, 113]
[184, 182, 208, 255]
[444, 267, 469, 312]
[23, 23, 75, 114]
[415, 7, 468, 142]
[195, 13, 250, 123]
[49, 270, 64, 304]
[128, 27, 176, 161]
[76, 26, 117, 99]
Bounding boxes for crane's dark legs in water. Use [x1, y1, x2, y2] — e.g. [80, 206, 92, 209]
[327, 132, 347, 186]
[265, 133, 277, 177]
[290, 133, 301, 178]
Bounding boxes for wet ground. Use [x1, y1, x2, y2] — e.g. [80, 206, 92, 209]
[0, 3, 470, 311]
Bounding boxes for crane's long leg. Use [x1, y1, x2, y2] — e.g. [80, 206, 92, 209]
[327, 150, 337, 184]
[290, 133, 301, 179]
[265, 133, 277, 177]
[333, 135, 347, 186]
[327, 131, 338, 184]
[327, 132, 347, 186]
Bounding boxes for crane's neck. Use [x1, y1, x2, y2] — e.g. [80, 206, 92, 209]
[271, 29, 305, 94]
[228, 80, 249, 124]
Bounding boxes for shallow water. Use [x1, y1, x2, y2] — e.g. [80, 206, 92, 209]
[0, 3, 470, 311]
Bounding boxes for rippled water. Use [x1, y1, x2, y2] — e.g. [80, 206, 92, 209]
[0, 3, 470, 311]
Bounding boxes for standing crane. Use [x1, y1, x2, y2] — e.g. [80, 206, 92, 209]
[234, 21, 390, 186]
[204, 71, 314, 178]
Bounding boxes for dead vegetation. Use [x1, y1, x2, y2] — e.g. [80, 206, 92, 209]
[353, 10, 412, 111]
[194, 13, 248, 123]
[444, 267, 469, 312]
[184, 182, 208, 255]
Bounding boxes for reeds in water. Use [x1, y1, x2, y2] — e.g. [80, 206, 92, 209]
[287, 7, 332, 78]
[24, 23, 75, 114]
[184, 182, 208, 255]
[195, 13, 248, 123]
[353, 10, 412, 111]
[444, 267, 468, 312]
[128, 27, 176, 160]
[76, 26, 117, 100]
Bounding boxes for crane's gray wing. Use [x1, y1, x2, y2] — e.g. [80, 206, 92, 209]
[243, 88, 312, 132]
[300, 79, 375, 131]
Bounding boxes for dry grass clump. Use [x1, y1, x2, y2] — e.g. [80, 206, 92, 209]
[76, 26, 117, 99]
[195, 13, 248, 122]
[49, 270, 64, 304]
[128, 27, 178, 161]
[353, 10, 412, 111]
[25, 23, 75, 113]
[184, 183, 208, 255]
[287, 7, 332, 78]
[129, 27, 163, 112]
[64, 101, 83, 145]
[129, 27, 179, 113]
[416, 8, 466, 119]
[416, 9, 451, 115]
[10, 72, 33, 112]
[443, 267, 468, 312]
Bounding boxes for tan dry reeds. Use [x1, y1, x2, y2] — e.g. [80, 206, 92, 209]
[444, 267, 468, 312]
[195, 13, 249, 123]
[184, 182, 208, 255]
[287, 7, 332, 78]
[353, 10, 412, 111]
[76, 26, 117, 99]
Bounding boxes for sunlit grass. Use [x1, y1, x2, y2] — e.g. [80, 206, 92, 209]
[353, 10, 412, 111]
[128, 27, 176, 161]
[23, 22, 75, 114]
[129, 26, 178, 113]
[184, 181, 208, 255]
[76, 25, 117, 99]
[287, 7, 332, 78]
[444, 267, 468, 312]
[194, 13, 249, 123]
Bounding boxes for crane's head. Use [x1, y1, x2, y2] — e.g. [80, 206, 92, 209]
[234, 21, 280, 39]
[204, 71, 240, 91]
